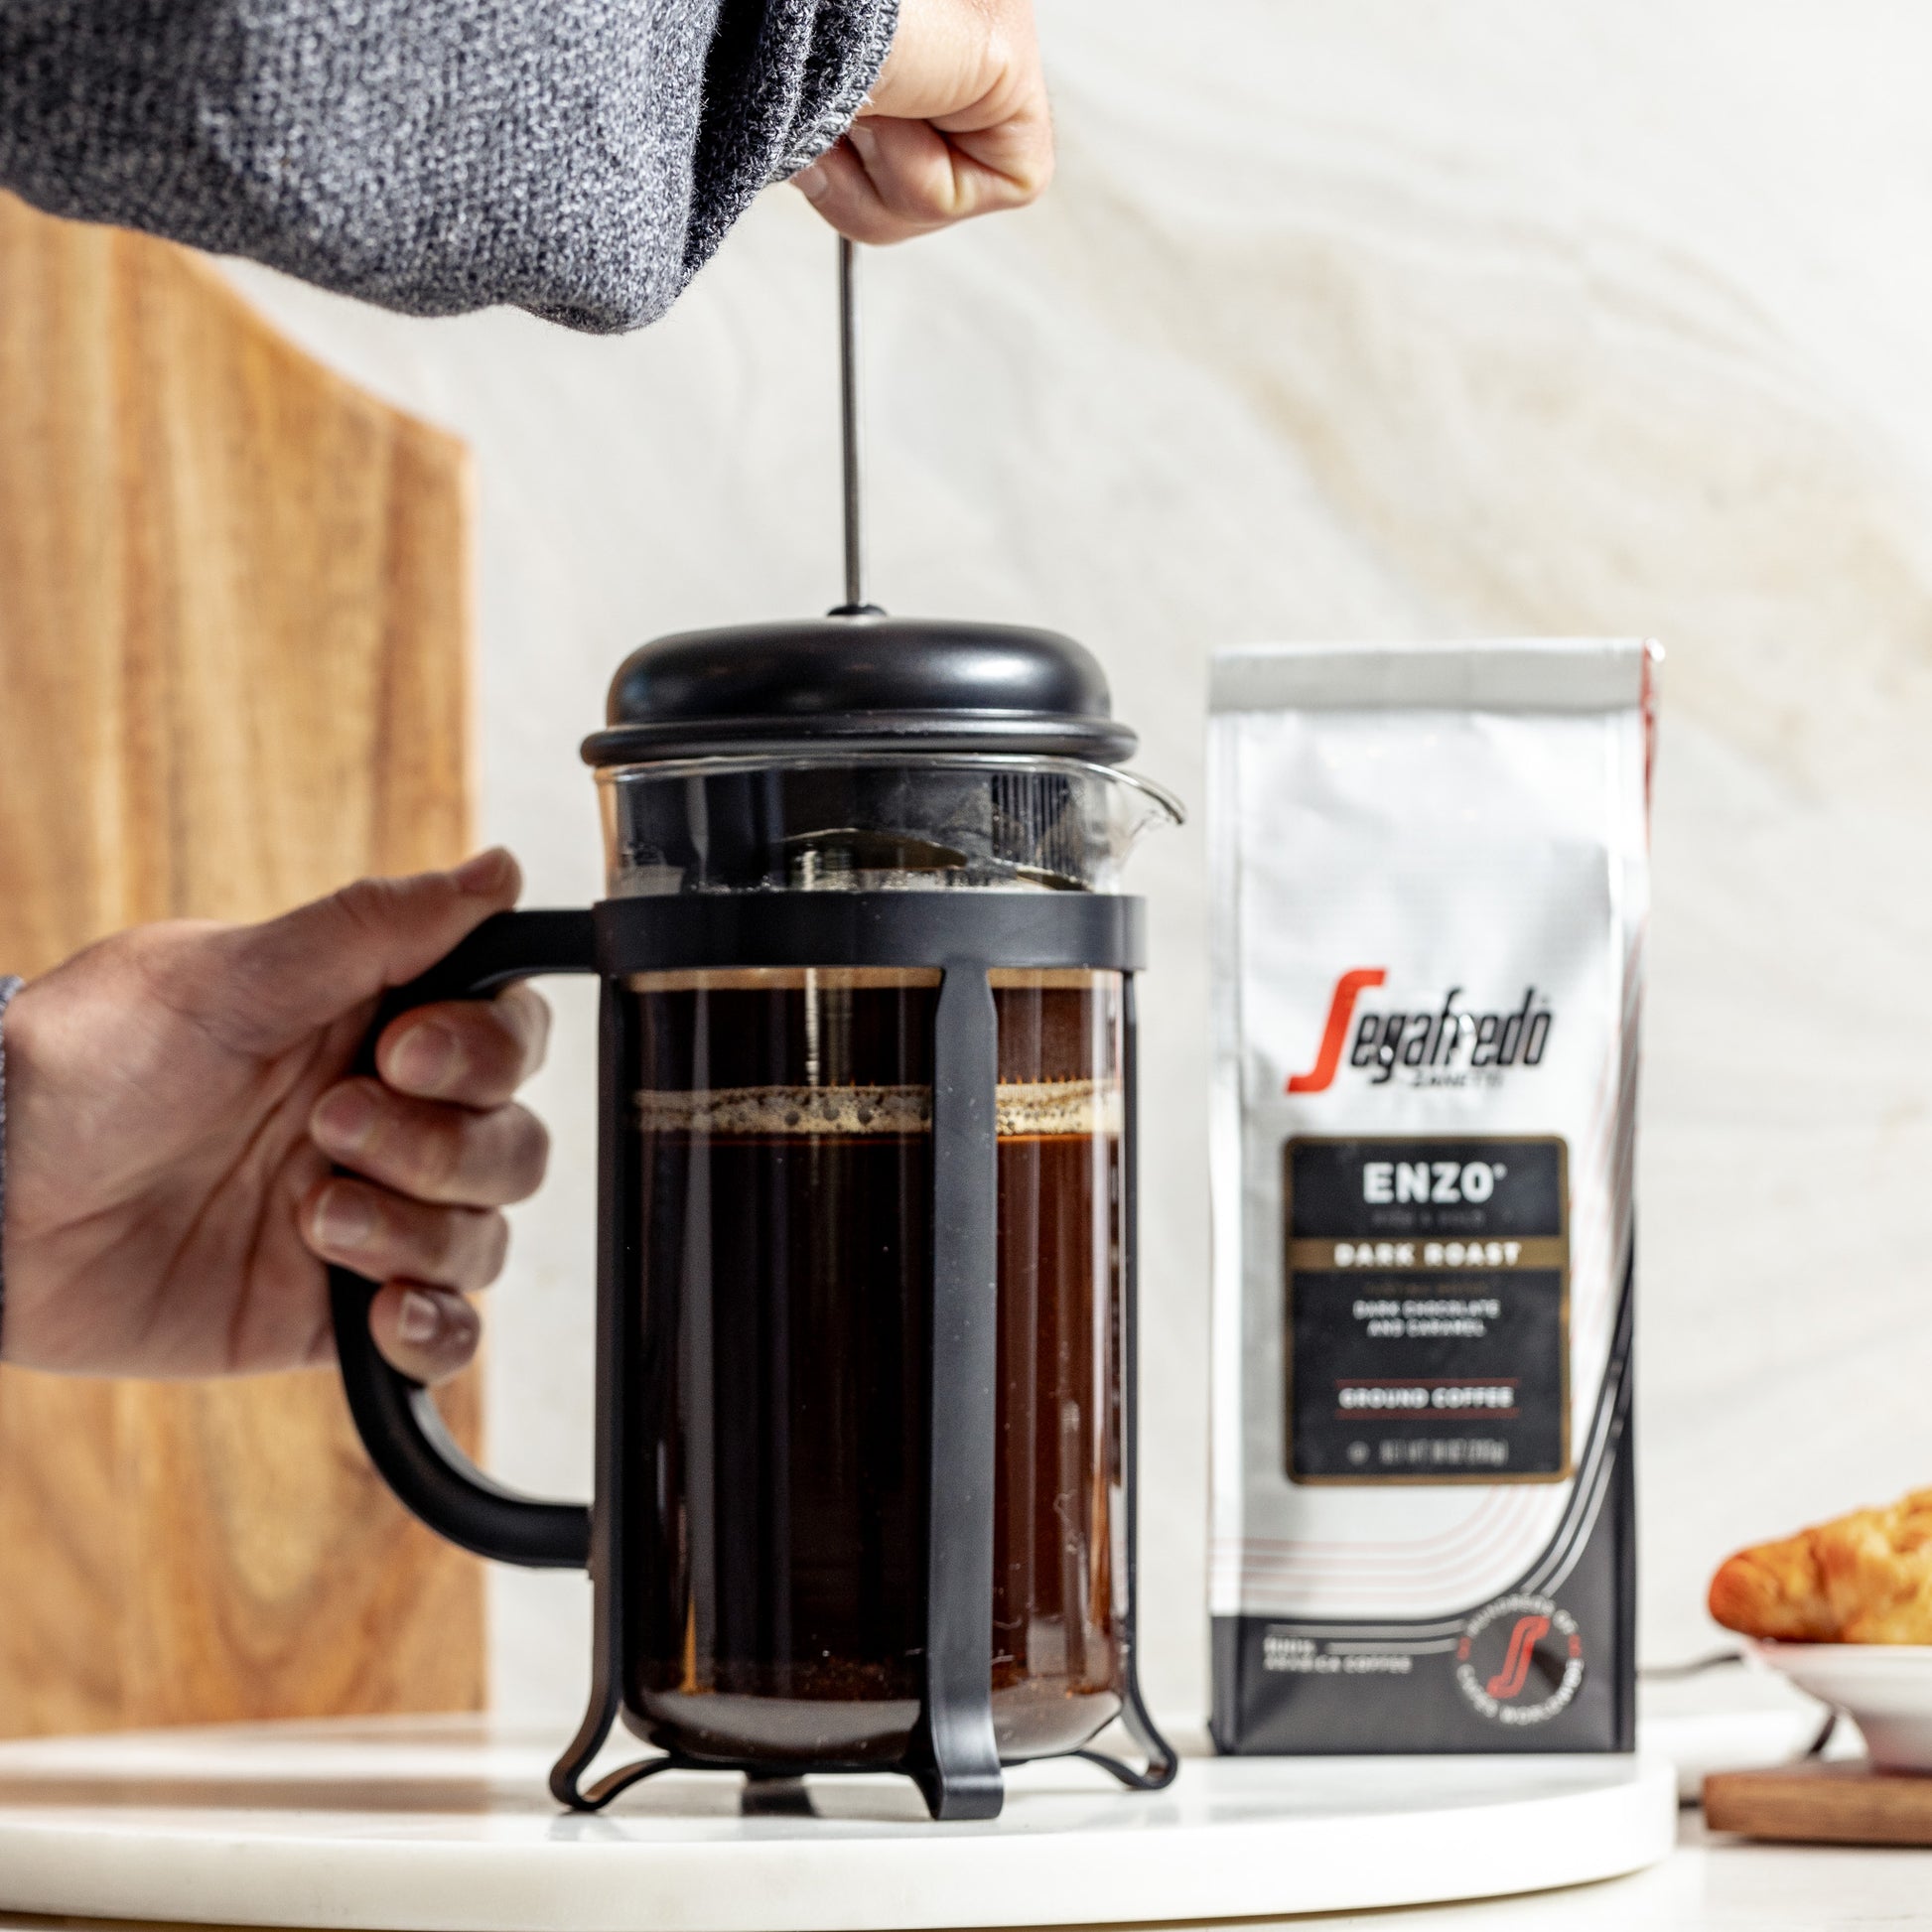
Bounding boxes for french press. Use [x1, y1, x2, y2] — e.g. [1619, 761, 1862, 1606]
[329, 244, 1180, 1822]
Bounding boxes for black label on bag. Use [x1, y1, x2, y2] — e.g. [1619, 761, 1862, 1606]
[1284, 1137, 1569, 1483]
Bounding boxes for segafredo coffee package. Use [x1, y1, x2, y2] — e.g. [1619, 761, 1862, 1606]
[1207, 640, 1656, 1754]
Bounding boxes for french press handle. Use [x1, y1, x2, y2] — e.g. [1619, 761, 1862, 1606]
[329, 908, 597, 1570]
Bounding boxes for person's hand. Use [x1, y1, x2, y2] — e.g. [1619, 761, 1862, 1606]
[0, 852, 548, 1385]
[790, 0, 1052, 242]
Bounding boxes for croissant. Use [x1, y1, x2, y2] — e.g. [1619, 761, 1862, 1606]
[1709, 1487, 1932, 1643]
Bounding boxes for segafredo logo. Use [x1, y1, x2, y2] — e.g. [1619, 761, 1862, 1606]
[1286, 971, 1555, 1094]
[1455, 1592, 1585, 1726]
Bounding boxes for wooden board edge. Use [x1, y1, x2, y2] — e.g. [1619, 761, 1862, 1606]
[1704, 1764, 1932, 1847]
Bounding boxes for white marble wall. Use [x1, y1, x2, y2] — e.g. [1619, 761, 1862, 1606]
[223, 0, 1932, 1729]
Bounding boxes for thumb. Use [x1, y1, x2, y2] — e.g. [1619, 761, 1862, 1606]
[216, 850, 522, 1051]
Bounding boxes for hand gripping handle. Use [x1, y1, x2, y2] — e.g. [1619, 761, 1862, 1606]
[329, 908, 598, 1569]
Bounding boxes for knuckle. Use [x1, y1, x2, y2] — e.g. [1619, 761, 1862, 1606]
[878, 181, 938, 222]
[331, 876, 402, 943]
[509, 1108, 551, 1196]
[498, 983, 551, 1071]
[477, 1017, 528, 1092]
[405, 1110, 465, 1195]
[871, 164, 945, 222]
[478, 1213, 511, 1285]
[410, 1009, 483, 1092]
[435, 1207, 480, 1280]
[419, 1200, 506, 1289]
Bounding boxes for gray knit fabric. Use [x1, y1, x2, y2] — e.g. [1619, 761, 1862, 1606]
[0, 0, 897, 333]
[0, 976, 21, 1352]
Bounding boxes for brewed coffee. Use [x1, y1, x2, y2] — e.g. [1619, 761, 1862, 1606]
[621, 967, 1125, 1766]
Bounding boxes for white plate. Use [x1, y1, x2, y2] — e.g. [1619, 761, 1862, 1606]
[0, 1716, 1678, 1931]
[1748, 1640, 1932, 1772]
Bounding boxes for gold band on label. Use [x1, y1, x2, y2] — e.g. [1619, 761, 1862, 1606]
[1288, 1237, 1569, 1273]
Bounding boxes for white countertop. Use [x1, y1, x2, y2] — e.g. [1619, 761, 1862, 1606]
[1275, 1813, 1932, 1931]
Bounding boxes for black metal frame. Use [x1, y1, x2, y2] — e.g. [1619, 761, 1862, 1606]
[331, 895, 1176, 1822]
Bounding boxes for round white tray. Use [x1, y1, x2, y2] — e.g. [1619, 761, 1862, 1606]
[0, 1716, 1676, 1931]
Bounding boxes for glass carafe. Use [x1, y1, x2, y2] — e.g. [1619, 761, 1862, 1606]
[599, 752, 1173, 1766]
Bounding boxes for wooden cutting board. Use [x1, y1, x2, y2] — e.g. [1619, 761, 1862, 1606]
[1704, 1762, 1932, 1846]
[0, 191, 483, 1734]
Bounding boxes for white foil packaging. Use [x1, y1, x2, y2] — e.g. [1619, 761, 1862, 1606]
[1208, 640, 1655, 1753]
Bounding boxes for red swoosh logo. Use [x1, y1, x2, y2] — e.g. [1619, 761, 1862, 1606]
[1486, 1614, 1551, 1701]
[1286, 968, 1386, 1094]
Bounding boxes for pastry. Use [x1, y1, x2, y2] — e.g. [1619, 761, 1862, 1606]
[1709, 1487, 1932, 1643]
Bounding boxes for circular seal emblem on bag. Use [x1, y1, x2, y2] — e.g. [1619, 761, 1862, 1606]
[1455, 1591, 1584, 1725]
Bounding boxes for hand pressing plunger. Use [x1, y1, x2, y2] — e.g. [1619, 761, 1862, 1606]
[0, 852, 547, 1386]
[790, 0, 1053, 242]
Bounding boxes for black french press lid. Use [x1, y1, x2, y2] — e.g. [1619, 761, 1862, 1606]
[581, 241, 1137, 773]
[581, 612, 1137, 767]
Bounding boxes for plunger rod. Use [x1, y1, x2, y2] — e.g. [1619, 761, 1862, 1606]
[837, 236, 874, 615]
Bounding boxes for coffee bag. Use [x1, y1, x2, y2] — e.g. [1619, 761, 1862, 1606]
[1207, 640, 1656, 1753]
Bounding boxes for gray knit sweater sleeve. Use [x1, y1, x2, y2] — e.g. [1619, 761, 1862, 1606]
[0, 0, 897, 333]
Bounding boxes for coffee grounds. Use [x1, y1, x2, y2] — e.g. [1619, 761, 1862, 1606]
[633, 1079, 1123, 1140]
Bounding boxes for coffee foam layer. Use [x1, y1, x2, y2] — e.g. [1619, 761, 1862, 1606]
[635, 1080, 1124, 1140]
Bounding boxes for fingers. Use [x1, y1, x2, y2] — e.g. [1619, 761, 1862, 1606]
[792, 110, 1053, 245]
[216, 848, 522, 1051]
[310, 1081, 549, 1206]
[366, 1282, 481, 1387]
[376, 983, 550, 1110]
[789, 0, 1053, 243]
[300, 951, 547, 1390]
[305, 1175, 510, 1292]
